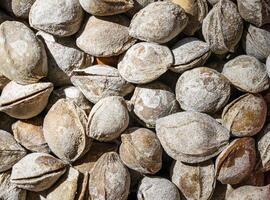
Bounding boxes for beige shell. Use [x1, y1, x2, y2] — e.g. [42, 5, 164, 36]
[79, 0, 134, 16]
[129, 1, 188, 43]
[10, 153, 67, 192]
[0, 81, 53, 119]
[156, 111, 230, 163]
[43, 99, 91, 163]
[76, 15, 136, 57]
[0, 21, 48, 84]
[88, 96, 129, 142]
[137, 176, 180, 200]
[176, 67, 231, 113]
[118, 42, 173, 84]
[127, 0, 156, 16]
[222, 93, 267, 137]
[29, 0, 84, 37]
[226, 185, 270, 200]
[215, 137, 256, 185]
[0, 0, 35, 18]
[202, 0, 243, 54]
[119, 127, 162, 174]
[0, 170, 26, 200]
[0, 130, 27, 172]
[12, 117, 50, 153]
[171, 160, 215, 200]
[257, 123, 270, 172]
[171, 37, 211, 73]
[89, 152, 130, 200]
[222, 55, 269, 93]
[71, 65, 134, 103]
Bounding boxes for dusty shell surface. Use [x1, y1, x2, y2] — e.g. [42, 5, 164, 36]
[118, 42, 173, 84]
[129, 1, 188, 43]
[242, 24, 270, 61]
[226, 185, 270, 200]
[29, 0, 84, 37]
[222, 55, 269, 93]
[267, 55, 270, 76]
[43, 99, 91, 163]
[130, 82, 179, 128]
[171, 160, 215, 200]
[0, 130, 27, 173]
[71, 65, 134, 103]
[257, 123, 270, 172]
[171, 37, 211, 73]
[137, 176, 180, 200]
[88, 96, 129, 142]
[176, 67, 231, 113]
[76, 15, 136, 57]
[12, 117, 50, 153]
[222, 93, 267, 137]
[119, 127, 162, 174]
[0, 0, 35, 18]
[156, 111, 230, 163]
[202, 0, 243, 54]
[89, 152, 130, 200]
[237, 0, 270, 27]
[79, 0, 134, 16]
[0, 170, 26, 200]
[10, 153, 67, 192]
[0, 21, 48, 84]
[215, 137, 256, 185]
[0, 81, 53, 119]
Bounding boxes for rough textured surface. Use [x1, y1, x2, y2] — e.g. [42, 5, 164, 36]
[76, 15, 136, 57]
[119, 127, 162, 174]
[176, 67, 231, 113]
[257, 123, 270, 172]
[129, 1, 188, 43]
[226, 185, 270, 200]
[118, 42, 173, 84]
[0, 0, 36, 18]
[171, 160, 215, 200]
[222, 55, 269, 93]
[156, 111, 230, 163]
[29, 0, 84, 37]
[0, 21, 48, 84]
[127, 0, 156, 16]
[202, 0, 243, 54]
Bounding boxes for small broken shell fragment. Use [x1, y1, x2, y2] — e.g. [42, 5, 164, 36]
[88, 96, 129, 142]
[79, 0, 134, 16]
[156, 111, 230, 163]
[171, 160, 216, 200]
[226, 185, 270, 200]
[257, 123, 270, 172]
[89, 152, 130, 200]
[10, 153, 67, 192]
[222, 93, 267, 137]
[137, 176, 180, 200]
[0, 81, 53, 119]
[43, 99, 91, 163]
[129, 1, 188, 43]
[0, 130, 27, 173]
[119, 127, 162, 174]
[71, 65, 134, 103]
[130, 82, 179, 128]
[171, 37, 211, 73]
[215, 137, 257, 185]
[118, 42, 173, 84]
[12, 116, 50, 153]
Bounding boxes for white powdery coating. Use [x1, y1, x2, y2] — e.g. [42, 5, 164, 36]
[226, 185, 270, 200]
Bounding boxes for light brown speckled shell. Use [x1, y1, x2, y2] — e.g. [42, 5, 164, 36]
[226, 185, 270, 200]
[257, 123, 270, 172]
[0, 0, 35, 18]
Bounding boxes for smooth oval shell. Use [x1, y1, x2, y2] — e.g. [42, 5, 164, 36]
[176, 67, 231, 113]
[129, 1, 188, 43]
[222, 55, 269, 93]
[222, 93, 267, 137]
[226, 185, 270, 200]
[171, 160, 215, 200]
[0, 0, 35, 18]
[76, 15, 136, 57]
[88, 96, 129, 142]
[156, 111, 230, 163]
[71, 65, 134, 103]
[119, 127, 162, 174]
[10, 153, 67, 192]
[118, 42, 173, 84]
[257, 123, 270, 172]
[0, 21, 48, 84]
[43, 99, 91, 163]
[171, 37, 211, 73]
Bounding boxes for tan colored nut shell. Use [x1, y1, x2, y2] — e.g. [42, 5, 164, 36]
[226, 185, 270, 200]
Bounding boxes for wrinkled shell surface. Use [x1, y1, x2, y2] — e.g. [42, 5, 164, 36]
[226, 185, 270, 200]
[0, 0, 35, 18]
[257, 123, 270, 172]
